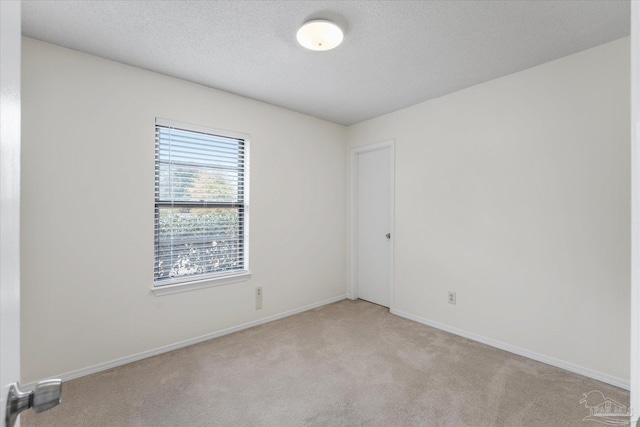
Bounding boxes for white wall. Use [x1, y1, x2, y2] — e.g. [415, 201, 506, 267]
[22, 34, 631, 387]
[21, 38, 347, 384]
[348, 38, 630, 384]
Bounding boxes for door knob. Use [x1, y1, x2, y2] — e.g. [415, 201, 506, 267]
[5, 379, 62, 427]
[386, 233, 391, 239]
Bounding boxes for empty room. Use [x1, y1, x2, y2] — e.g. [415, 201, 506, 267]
[1, 1, 639, 426]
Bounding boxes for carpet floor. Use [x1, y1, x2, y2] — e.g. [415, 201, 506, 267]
[22, 299, 629, 426]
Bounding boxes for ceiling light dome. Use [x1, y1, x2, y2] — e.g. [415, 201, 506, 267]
[296, 19, 343, 51]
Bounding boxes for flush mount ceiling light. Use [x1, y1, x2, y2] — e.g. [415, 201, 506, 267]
[296, 19, 343, 51]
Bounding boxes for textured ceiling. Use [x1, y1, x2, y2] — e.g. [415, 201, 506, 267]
[21, 1, 630, 126]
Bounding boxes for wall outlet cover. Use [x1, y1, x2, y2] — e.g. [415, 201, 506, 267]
[448, 292, 456, 305]
[255, 287, 263, 310]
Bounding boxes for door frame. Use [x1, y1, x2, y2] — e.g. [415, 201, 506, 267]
[630, 1, 639, 424]
[349, 140, 395, 309]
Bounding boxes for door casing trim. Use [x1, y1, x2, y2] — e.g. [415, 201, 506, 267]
[349, 140, 395, 309]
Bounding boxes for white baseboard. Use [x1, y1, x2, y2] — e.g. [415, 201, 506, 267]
[390, 308, 630, 391]
[25, 294, 348, 389]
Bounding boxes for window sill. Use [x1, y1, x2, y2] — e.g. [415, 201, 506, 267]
[151, 271, 252, 296]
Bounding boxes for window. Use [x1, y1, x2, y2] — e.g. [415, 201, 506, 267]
[154, 118, 250, 294]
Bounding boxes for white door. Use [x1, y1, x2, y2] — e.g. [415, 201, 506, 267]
[630, 2, 640, 425]
[1, 1, 24, 425]
[352, 142, 394, 308]
[1, 4, 62, 426]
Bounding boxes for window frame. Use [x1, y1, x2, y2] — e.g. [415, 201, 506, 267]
[152, 118, 251, 296]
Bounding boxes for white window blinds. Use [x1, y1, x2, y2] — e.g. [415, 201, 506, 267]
[154, 119, 248, 285]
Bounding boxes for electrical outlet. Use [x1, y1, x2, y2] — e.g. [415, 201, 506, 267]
[255, 287, 263, 310]
[448, 291, 456, 305]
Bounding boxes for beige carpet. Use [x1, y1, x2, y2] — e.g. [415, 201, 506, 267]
[22, 299, 629, 426]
